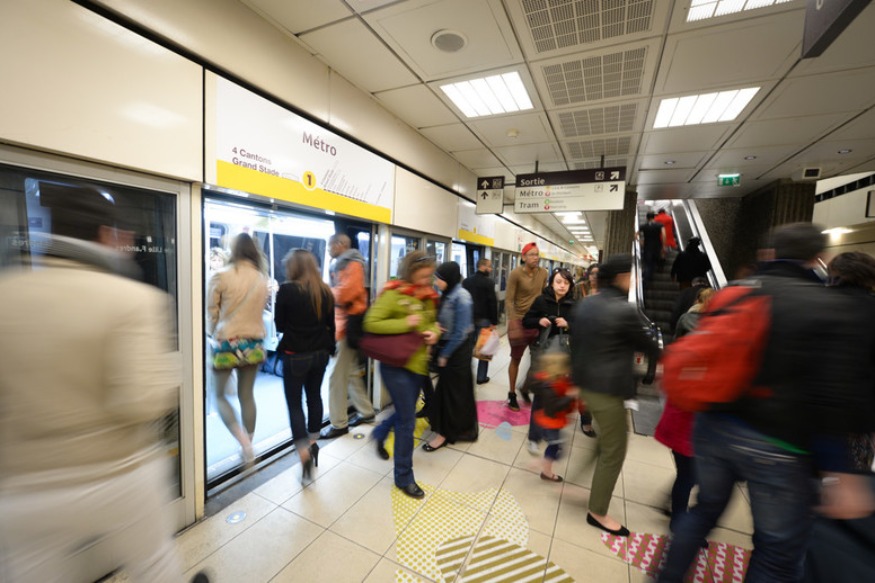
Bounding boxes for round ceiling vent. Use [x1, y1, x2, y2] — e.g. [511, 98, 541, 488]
[431, 30, 467, 53]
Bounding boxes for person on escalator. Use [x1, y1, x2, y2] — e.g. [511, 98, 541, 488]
[671, 237, 711, 290]
[654, 208, 677, 250]
[637, 212, 665, 286]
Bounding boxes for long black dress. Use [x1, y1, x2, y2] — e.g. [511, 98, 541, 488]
[429, 285, 479, 443]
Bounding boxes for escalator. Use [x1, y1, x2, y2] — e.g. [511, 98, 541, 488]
[634, 200, 727, 343]
[627, 200, 725, 435]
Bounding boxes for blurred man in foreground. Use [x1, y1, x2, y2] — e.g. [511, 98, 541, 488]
[0, 185, 197, 582]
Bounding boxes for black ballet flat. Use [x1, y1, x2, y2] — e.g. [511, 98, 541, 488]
[398, 482, 425, 499]
[375, 439, 390, 460]
[540, 472, 563, 482]
[586, 513, 630, 537]
[422, 439, 448, 452]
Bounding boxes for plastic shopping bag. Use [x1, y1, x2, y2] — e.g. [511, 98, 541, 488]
[475, 329, 500, 360]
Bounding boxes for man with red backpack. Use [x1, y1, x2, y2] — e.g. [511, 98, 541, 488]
[658, 223, 857, 583]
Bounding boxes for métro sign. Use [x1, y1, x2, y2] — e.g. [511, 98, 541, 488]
[513, 167, 626, 213]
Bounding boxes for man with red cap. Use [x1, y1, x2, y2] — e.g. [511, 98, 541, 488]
[505, 242, 548, 410]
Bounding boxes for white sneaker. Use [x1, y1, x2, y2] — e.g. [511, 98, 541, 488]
[527, 440, 540, 456]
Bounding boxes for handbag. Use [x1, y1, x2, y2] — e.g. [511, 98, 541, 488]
[359, 331, 424, 367]
[535, 327, 570, 355]
[212, 337, 266, 370]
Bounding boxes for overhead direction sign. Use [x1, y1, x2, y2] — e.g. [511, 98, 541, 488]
[513, 167, 626, 213]
[476, 175, 505, 214]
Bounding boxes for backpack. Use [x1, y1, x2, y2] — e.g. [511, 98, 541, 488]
[660, 282, 771, 412]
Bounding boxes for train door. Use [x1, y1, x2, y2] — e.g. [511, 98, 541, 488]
[204, 195, 362, 486]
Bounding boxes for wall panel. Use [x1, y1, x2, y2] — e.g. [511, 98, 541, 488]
[0, 0, 202, 180]
[393, 168, 458, 237]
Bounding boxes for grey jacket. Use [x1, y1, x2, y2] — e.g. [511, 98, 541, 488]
[570, 286, 661, 399]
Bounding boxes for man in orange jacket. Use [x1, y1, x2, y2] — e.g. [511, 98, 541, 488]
[321, 234, 376, 439]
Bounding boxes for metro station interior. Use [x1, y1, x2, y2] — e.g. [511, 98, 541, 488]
[1, 1, 874, 581]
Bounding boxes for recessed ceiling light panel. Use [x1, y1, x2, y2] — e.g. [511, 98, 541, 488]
[653, 87, 760, 128]
[687, 0, 794, 23]
[440, 72, 534, 119]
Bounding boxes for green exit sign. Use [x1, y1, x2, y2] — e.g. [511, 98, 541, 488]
[718, 173, 741, 187]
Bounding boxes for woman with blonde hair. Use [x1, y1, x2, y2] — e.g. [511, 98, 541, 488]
[366, 250, 441, 498]
[275, 249, 336, 482]
[207, 233, 269, 465]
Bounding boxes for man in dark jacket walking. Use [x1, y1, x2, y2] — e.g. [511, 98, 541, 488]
[463, 258, 498, 384]
[570, 254, 661, 537]
[658, 223, 861, 583]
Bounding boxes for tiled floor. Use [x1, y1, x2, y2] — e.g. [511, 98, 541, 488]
[109, 339, 754, 582]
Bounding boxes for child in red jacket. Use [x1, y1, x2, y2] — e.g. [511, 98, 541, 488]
[531, 352, 584, 482]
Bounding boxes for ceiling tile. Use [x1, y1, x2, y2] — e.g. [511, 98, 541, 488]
[363, 0, 522, 80]
[452, 148, 502, 168]
[656, 10, 802, 95]
[726, 113, 851, 149]
[420, 123, 483, 152]
[495, 141, 564, 166]
[242, 0, 351, 34]
[299, 18, 417, 92]
[509, 161, 568, 175]
[374, 85, 458, 128]
[638, 151, 706, 170]
[825, 107, 875, 142]
[754, 69, 875, 119]
[640, 125, 732, 155]
[636, 167, 696, 184]
[469, 112, 553, 148]
[707, 144, 805, 171]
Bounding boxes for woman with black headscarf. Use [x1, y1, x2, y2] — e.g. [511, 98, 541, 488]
[423, 261, 479, 451]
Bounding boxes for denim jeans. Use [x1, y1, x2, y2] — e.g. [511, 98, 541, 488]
[658, 413, 816, 583]
[282, 350, 329, 450]
[669, 451, 696, 533]
[372, 364, 424, 488]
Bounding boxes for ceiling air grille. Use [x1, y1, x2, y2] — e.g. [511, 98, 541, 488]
[558, 103, 638, 137]
[522, 0, 654, 53]
[572, 158, 628, 170]
[543, 47, 646, 106]
[566, 136, 632, 160]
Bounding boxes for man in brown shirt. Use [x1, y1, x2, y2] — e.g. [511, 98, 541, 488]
[505, 242, 548, 410]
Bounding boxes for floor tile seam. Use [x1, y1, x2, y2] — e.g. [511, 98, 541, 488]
[282, 464, 388, 531]
[182, 504, 315, 573]
[262, 524, 332, 583]
[548, 533, 635, 567]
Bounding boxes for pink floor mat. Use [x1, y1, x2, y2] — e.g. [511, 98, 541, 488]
[476, 399, 532, 428]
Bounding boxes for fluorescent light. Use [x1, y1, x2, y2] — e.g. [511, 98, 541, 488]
[686, 0, 794, 23]
[654, 98, 677, 128]
[720, 87, 760, 121]
[669, 95, 698, 127]
[653, 87, 759, 128]
[502, 72, 534, 110]
[440, 72, 534, 119]
[440, 85, 477, 117]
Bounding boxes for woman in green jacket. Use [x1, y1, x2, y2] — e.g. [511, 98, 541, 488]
[366, 250, 440, 499]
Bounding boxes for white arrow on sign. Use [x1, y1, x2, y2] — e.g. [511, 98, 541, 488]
[610, 171, 620, 180]
[480, 180, 490, 188]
